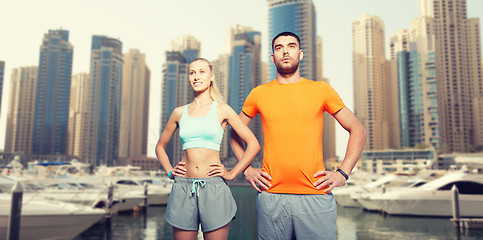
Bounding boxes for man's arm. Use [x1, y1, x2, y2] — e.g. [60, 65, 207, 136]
[313, 107, 366, 192]
[229, 112, 272, 192]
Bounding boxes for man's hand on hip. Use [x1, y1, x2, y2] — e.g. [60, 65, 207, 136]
[244, 167, 272, 192]
[313, 170, 347, 193]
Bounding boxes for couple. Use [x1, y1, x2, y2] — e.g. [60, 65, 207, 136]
[155, 32, 366, 240]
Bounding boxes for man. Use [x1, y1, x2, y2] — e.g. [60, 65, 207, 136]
[230, 32, 366, 239]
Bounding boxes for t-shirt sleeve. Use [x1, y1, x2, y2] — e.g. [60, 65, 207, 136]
[323, 82, 345, 114]
[242, 87, 259, 117]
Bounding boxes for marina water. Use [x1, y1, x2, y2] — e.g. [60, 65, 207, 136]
[75, 186, 483, 240]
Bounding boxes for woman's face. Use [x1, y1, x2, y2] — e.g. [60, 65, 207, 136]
[189, 60, 213, 93]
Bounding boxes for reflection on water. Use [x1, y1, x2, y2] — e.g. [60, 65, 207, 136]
[337, 206, 483, 240]
[75, 186, 483, 240]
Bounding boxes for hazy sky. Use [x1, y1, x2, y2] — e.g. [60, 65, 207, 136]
[1, 0, 482, 159]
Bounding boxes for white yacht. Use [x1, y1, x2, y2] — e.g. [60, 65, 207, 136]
[332, 171, 379, 208]
[0, 181, 106, 240]
[355, 178, 428, 211]
[354, 169, 447, 211]
[334, 173, 412, 208]
[380, 171, 483, 217]
[96, 165, 172, 206]
[112, 177, 171, 206]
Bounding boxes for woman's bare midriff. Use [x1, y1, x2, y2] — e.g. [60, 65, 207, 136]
[182, 148, 222, 178]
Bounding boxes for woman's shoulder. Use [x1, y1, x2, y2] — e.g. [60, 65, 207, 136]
[171, 105, 185, 119]
[216, 102, 233, 112]
[216, 102, 237, 117]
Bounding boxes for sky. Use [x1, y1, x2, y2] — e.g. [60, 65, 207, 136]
[1, 0, 482, 159]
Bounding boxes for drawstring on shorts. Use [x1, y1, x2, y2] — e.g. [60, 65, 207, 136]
[191, 180, 206, 197]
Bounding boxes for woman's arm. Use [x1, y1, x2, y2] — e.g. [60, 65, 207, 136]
[218, 103, 261, 180]
[155, 107, 183, 176]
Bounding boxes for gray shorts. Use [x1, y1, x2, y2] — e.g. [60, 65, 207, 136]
[256, 191, 337, 240]
[164, 176, 237, 232]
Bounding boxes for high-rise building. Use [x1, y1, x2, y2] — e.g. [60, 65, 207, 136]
[5, 67, 38, 153]
[67, 73, 89, 158]
[474, 93, 483, 148]
[224, 25, 264, 162]
[79, 35, 123, 166]
[421, 0, 482, 152]
[212, 54, 230, 160]
[352, 14, 396, 150]
[391, 30, 411, 148]
[213, 54, 230, 102]
[267, 0, 317, 81]
[0, 61, 4, 114]
[119, 49, 151, 159]
[228, 27, 262, 116]
[317, 36, 337, 164]
[32, 29, 73, 155]
[391, 17, 440, 150]
[161, 36, 200, 165]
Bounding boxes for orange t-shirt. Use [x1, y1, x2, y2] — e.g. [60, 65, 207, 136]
[242, 78, 345, 194]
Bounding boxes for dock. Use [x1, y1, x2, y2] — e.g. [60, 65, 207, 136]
[451, 185, 483, 230]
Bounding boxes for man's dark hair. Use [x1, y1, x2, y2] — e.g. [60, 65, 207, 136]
[271, 32, 301, 52]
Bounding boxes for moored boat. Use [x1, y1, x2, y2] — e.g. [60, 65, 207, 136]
[0, 192, 106, 240]
[380, 171, 483, 217]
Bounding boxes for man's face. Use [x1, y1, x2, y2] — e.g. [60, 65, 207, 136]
[271, 36, 303, 75]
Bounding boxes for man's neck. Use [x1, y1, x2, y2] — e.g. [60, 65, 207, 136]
[275, 72, 302, 84]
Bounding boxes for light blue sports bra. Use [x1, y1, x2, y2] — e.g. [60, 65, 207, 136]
[179, 101, 224, 151]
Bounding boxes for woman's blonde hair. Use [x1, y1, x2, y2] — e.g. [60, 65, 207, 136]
[190, 58, 225, 103]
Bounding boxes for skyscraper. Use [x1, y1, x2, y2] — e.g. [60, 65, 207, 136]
[391, 17, 440, 150]
[5, 67, 38, 153]
[267, 0, 317, 81]
[119, 49, 151, 159]
[352, 14, 396, 150]
[224, 25, 263, 161]
[212, 53, 230, 159]
[421, 0, 482, 152]
[67, 73, 89, 158]
[161, 36, 200, 165]
[228, 27, 262, 116]
[317, 37, 337, 163]
[80, 35, 123, 166]
[32, 29, 73, 155]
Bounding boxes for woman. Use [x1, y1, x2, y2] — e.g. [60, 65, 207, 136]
[156, 58, 260, 240]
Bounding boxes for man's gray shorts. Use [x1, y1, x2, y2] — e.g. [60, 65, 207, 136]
[164, 176, 236, 232]
[256, 191, 337, 240]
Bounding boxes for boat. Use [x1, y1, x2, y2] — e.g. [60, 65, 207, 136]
[111, 177, 171, 206]
[379, 171, 483, 217]
[354, 169, 447, 211]
[0, 180, 106, 240]
[334, 173, 412, 208]
[332, 171, 379, 207]
[355, 178, 428, 211]
[96, 165, 172, 206]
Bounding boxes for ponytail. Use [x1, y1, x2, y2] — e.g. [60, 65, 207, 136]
[209, 77, 225, 103]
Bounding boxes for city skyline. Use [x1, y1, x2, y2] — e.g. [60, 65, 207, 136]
[1, 0, 483, 159]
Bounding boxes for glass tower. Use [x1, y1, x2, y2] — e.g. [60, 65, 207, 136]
[32, 29, 73, 155]
[229, 31, 262, 114]
[83, 35, 123, 166]
[392, 17, 440, 150]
